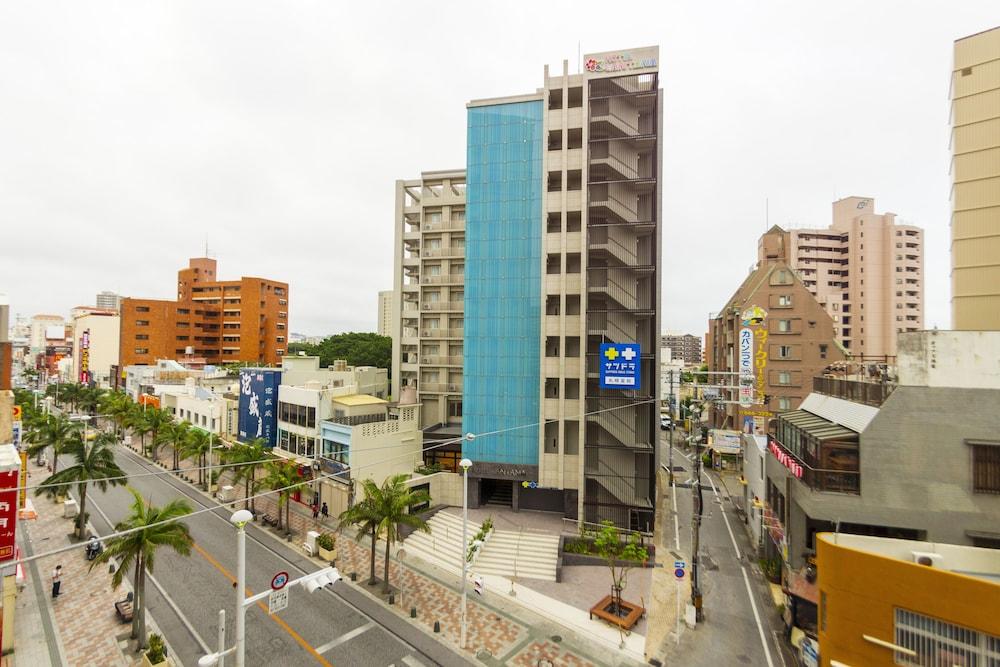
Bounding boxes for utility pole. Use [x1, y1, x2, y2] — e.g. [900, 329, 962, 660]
[689, 402, 704, 622]
[667, 369, 675, 484]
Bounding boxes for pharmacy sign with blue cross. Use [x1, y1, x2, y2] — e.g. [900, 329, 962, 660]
[599, 343, 641, 390]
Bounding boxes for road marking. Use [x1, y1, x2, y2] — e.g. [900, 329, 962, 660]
[671, 475, 680, 550]
[314, 621, 374, 654]
[741, 565, 776, 667]
[88, 494, 212, 654]
[402, 655, 429, 667]
[191, 542, 334, 667]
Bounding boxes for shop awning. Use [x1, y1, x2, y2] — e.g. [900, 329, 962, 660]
[779, 410, 857, 442]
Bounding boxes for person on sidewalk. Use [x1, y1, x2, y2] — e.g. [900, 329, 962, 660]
[320, 502, 329, 519]
[312, 504, 319, 520]
[51, 565, 62, 598]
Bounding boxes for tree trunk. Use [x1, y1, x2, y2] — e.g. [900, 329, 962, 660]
[285, 496, 290, 535]
[383, 536, 392, 593]
[136, 563, 147, 649]
[52, 450, 59, 476]
[368, 526, 377, 585]
[131, 555, 143, 640]
[76, 483, 88, 539]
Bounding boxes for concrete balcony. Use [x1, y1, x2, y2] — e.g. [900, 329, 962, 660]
[420, 382, 463, 393]
[421, 355, 463, 367]
[422, 247, 465, 259]
[421, 274, 464, 286]
[421, 328, 464, 339]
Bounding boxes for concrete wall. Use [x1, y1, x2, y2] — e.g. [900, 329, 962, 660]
[771, 385, 1000, 566]
[817, 533, 1000, 666]
[350, 408, 423, 490]
[897, 330, 1000, 389]
[405, 471, 463, 507]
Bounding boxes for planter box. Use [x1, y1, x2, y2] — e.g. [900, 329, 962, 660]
[141, 654, 174, 667]
[318, 546, 337, 562]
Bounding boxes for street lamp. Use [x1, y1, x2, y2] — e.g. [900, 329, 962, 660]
[459, 443, 474, 650]
[198, 510, 341, 667]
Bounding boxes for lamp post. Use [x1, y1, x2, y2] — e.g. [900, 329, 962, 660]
[459, 444, 474, 650]
[232, 509, 251, 667]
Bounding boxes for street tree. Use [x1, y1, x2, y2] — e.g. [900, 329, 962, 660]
[25, 414, 80, 474]
[143, 409, 175, 462]
[593, 520, 648, 640]
[338, 495, 382, 587]
[180, 429, 212, 489]
[126, 406, 154, 455]
[260, 459, 304, 532]
[222, 439, 270, 512]
[37, 431, 126, 538]
[90, 490, 194, 649]
[98, 391, 133, 438]
[365, 474, 430, 593]
[155, 420, 191, 471]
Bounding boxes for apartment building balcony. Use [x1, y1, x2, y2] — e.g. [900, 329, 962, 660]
[420, 300, 464, 312]
[421, 274, 464, 285]
[420, 355, 463, 367]
[421, 327, 463, 339]
[545, 314, 582, 336]
[421, 218, 465, 233]
[812, 376, 895, 407]
[402, 255, 420, 267]
[420, 382, 463, 393]
[422, 247, 465, 259]
[403, 228, 421, 242]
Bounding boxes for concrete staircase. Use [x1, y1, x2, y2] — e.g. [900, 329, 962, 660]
[402, 510, 560, 582]
[475, 529, 559, 582]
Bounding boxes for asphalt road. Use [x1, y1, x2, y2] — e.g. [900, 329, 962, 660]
[658, 441, 794, 667]
[84, 446, 447, 667]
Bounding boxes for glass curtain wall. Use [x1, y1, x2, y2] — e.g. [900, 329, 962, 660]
[463, 100, 543, 465]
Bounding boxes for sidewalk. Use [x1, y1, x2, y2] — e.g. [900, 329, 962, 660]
[13, 456, 171, 667]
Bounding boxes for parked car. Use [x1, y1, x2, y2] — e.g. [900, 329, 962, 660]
[660, 416, 674, 430]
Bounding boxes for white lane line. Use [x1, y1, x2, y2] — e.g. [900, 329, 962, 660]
[715, 483, 742, 558]
[741, 565, 776, 667]
[314, 621, 375, 654]
[88, 494, 212, 654]
[671, 477, 681, 550]
[402, 655, 429, 667]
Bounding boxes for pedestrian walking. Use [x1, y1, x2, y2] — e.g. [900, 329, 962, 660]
[320, 502, 329, 519]
[51, 565, 62, 598]
[312, 504, 319, 520]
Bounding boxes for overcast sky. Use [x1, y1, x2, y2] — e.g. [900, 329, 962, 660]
[1, 1, 996, 337]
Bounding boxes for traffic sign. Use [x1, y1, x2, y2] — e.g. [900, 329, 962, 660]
[599, 343, 641, 390]
[268, 587, 289, 614]
[11, 406, 21, 421]
[674, 560, 685, 569]
[271, 571, 289, 590]
[674, 568, 685, 580]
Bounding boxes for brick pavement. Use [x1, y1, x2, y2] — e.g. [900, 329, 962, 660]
[22, 457, 138, 667]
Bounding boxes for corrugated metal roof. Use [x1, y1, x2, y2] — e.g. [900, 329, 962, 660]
[780, 410, 856, 441]
[800, 392, 879, 433]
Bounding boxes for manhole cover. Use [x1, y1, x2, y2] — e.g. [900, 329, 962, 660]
[537, 661, 554, 667]
[671, 466, 686, 472]
[477, 649, 493, 659]
[550, 635, 562, 643]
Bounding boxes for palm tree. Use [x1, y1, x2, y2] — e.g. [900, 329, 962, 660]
[260, 459, 304, 532]
[36, 431, 127, 538]
[338, 494, 382, 586]
[99, 391, 132, 438]
[25, 414, 80, 474]
[77, 385, 105, 416]
[90, 489, 194, 649]
[223, 439, 270, 512]
[156, 420, 191, 471]
[180, 429, 212, 489]
[364, 474, 431, 593]
[143, 409, 174, 462]
[126, 405, 152, 454]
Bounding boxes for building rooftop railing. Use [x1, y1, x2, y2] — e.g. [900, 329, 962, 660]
[813, 376, 895, 407]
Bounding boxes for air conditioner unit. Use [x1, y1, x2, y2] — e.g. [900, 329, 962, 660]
[423, 304, 432, 310]
[448, 384, 458, 391]
[911, 551, 944, 568]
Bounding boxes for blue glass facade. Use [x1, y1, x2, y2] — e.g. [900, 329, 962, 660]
[463, 100, 543, 466]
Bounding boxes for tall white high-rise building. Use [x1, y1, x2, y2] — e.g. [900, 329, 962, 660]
[377, 290, 393, 338]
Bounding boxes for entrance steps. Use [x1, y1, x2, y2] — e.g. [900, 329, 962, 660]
[402, 510, 560, 582]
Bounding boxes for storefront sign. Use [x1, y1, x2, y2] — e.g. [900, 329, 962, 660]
[739, 328, 754, 406]
[239, 370, 281, 447]
[18, 451, 27, 509]
[768, 439, 803, 478]
[599, 343, 640, 389]
[0, 466, 19, 562]
[79, 329, 91, 384]
[763, 502, 785, 547]
[584, 52, 657, 73]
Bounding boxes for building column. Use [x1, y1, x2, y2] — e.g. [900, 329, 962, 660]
[512, 482, 520, 513]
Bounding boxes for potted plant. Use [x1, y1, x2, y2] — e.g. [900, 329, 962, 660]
[316, 533, 337, 562]
[141, 633, 172, 667]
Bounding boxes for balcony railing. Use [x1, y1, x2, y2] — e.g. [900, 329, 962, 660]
[422, 247, 465, 258]
[420, 355, 463, 366]
[813, 376, 895, 407]
[420, 382, 463, 393]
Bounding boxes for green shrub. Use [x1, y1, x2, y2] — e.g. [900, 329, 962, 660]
[146, 633, 166, 663]
[316, 533, 336, 550]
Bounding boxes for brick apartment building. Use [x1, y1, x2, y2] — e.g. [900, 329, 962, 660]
[660, 332, 702, 365]
[119, 258, 288, 368]
[707, 226, 845, 434]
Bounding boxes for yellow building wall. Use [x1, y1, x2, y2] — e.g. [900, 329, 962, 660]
[817, 534, 1000, 666]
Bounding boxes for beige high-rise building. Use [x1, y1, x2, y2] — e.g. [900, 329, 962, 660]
[377, 290, 392, 337]
[951, 26, 1000, 330]
[776, 197, 923, 359]
[390, 170, 466, 432]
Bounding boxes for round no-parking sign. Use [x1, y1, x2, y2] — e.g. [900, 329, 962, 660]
[674, 568, 685, 579]
[271, 571, 289, 590]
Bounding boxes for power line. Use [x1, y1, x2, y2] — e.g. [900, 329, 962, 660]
[12, 396, 661, 568]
